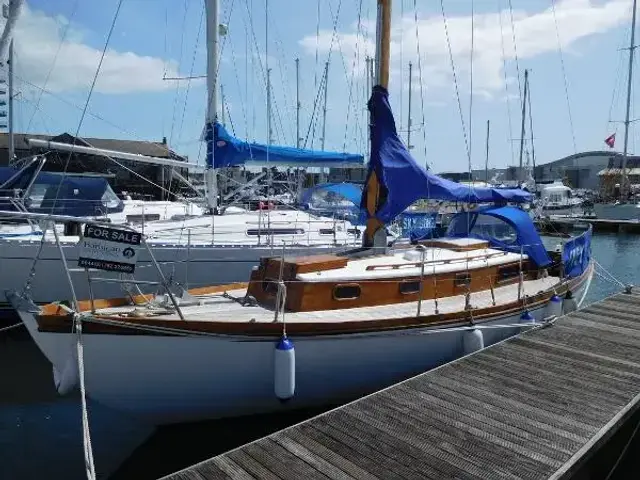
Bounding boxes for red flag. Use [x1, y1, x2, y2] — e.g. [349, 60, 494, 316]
[605, 133, 616, 148]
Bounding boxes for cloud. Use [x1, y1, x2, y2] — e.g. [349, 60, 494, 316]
[299, 0, 630, 97]
[5, 2, 196, 94]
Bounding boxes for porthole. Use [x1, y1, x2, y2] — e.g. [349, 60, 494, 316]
[333, 284, 361, 300]
[399, 280, 421, 294]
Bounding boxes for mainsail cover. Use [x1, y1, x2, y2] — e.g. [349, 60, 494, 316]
[361, 86, 532, 223]
[206, 122, 364, 168]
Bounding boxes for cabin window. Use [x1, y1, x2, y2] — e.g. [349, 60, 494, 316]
[454, 273, 471, 287]
[399, 280, 421, 295]
[319, 228, 335, 235]
[497, 265, 521, 284]
[126, 214, 161, 223]
[333, 284, 361, 300]
[246, 228, 305, 236]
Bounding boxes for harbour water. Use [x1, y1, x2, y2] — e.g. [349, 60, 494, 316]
[1, 232, 638, 479]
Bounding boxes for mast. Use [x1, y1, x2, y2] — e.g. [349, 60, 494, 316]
[220, 84, 226, 126]
[266, 68, 273, 144]
[8, 39, 13, 164]
[517, 69, 528, 186]
[622, 0, 638, 199]
[295, 57, 301, 148]
[321, 61, 329, 151]
[363, 0, 391, 248]
[407, 62, 413, 149]
[204, 0, 219, 213]
[485, 119, 490, 184]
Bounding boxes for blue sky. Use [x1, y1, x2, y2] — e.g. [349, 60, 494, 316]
[4, 0, 638, 174]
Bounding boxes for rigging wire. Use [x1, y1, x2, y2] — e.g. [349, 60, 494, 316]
[412, 0, 429, 169]
[497, 0, 516, 165]
[550, 0, 577, 154]
[168, 0, 190, 145]
[469, 0, 475, 178]
[306, 0, 344, 148]
[440, 0, 471, 164]
[175, 2, 205, 147]
[25, 0, 80, 133]
[507, 0, 523, 101]
[341, 0, 365, 153]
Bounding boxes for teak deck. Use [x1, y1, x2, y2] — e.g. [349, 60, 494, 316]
[162, 290, 640, 480]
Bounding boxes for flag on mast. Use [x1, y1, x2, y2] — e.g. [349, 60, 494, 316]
[605, 133, 616, 148]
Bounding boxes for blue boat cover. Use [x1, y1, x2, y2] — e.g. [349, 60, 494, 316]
[362, 86, 532, 223]
[0, 166, 124, 217]
[562, 225, 592, 278]
[299, 182, 363, 207]
[206, 122, 364, 168]
[446, 206, 552, 267]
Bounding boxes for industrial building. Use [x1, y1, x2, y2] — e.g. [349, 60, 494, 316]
[0, 132, 189, 200]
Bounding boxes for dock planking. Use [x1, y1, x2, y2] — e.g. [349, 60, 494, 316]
[163, 290, 640, 480]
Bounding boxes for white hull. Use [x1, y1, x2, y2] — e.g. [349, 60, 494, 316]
[14, 274, 590, 426]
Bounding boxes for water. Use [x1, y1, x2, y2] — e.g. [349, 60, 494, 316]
[1, 233, 639, 479]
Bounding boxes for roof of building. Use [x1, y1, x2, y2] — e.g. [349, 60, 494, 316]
[0, 132, 185, 160]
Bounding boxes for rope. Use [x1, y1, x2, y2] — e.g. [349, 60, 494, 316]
[75, 315, 96, 480]
[0, 322, 24, 333]
[593, 259, 627, 289]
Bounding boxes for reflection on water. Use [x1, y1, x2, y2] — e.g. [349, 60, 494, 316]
[1, 234, 639, 479]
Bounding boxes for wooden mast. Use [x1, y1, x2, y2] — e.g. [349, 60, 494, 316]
[364, 0, 392, 247]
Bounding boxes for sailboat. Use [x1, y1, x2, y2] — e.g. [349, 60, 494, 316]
[11, 0, 594, 426]
[0, 0, 377, 310]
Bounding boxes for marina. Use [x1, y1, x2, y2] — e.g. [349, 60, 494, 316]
[162, 287, 640, 480]
[2, 0, 640, 479]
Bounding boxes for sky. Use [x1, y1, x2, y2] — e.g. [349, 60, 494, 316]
[1, 0, 638, 174]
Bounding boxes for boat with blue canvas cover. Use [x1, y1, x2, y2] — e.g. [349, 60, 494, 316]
[11, 0, 594, 425]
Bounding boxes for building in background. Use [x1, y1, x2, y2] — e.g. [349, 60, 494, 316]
[0, 132, 189, 200]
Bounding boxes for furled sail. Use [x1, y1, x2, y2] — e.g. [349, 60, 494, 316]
[362, 86, 532, 224]
[205, 122, 364, 168]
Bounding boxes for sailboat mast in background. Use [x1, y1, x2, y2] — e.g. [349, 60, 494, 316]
[621, 0, 638, 199]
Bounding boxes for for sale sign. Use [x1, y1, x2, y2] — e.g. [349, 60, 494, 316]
[78, 225, 141, 273]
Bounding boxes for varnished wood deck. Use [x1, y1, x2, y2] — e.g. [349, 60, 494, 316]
[162, 290, 640, 480]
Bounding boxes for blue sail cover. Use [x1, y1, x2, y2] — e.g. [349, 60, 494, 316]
[446, 206, 552, 267]
[362, 86, 532, 223]
[206, 122, 364, 168]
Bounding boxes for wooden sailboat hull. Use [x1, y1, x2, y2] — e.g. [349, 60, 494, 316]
[11, 264, 593, 425]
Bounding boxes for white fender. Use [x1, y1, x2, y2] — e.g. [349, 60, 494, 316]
[274, 336, 295, 401]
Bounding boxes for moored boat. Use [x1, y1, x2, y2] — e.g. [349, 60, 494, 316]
[9, 1, 594, 423]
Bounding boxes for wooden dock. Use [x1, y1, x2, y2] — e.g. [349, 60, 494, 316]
[163, 290, 640, 480]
